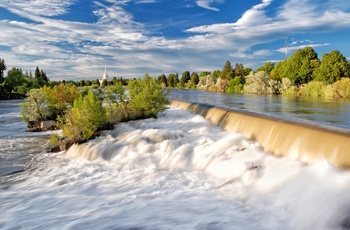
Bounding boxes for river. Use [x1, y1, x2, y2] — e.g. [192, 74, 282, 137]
[0, 91, 350, 229]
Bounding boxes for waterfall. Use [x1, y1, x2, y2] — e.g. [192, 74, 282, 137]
[170, 100, 350, 169]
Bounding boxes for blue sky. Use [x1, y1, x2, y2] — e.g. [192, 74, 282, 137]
[0, 0, 349, 81]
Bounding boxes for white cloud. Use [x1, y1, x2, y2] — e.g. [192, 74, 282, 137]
[196, 0, 224, 11]
[275, 43, 331, 54]
[0, 0, 75, 17]
[1, 0, 350, 80]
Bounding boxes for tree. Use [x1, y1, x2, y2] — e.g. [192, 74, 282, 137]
[128, 74, 169, 118]
[180, 71, 191, 87]
[158, 74, 167, 87]
[3, 67, 29, 96]
[41, 83, 80, 119]
[61, 89, 106, 141]
[20, 89, 49, 127]
[314, 50, 349, 83]
[190, 72, 199, 85]
[234, 63, 245, 78]
[34, 67, 40, 80]
[219, 61, 234, 80]
[0, 58, 7, 83]
[270, 47, 319, 85]
[212, 70, 220, 80]
[167, 73, 179, 88]
[256, 62, 275, 75]
[199, 71, 211, 77]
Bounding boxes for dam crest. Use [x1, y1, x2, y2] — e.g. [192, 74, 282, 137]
[170, 100, 350, 169]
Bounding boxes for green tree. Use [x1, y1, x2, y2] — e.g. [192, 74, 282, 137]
[190, 72, 199, 85]
[199, 71, 211, 77]
[61, 89, 106, 141]
[128, 74, 169, 118]
[158, 74, 168, 87]
[180, 71, 191, 87]
[256, 62, 275, 75]
[219, 61, 234, 80]
[0, 58, 6, 83]
[3, 67, 30, 97]
[270, 47, 319, 85]
[212, 70, 220, 80]
[20, 89, 49, 127]
[314, 50, 349, 83]
[234, 63, 245, 78]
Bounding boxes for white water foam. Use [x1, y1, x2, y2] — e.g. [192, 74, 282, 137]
[1, 107, 350, 229]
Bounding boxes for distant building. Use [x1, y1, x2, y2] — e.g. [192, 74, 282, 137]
[99, 67, 108, 85]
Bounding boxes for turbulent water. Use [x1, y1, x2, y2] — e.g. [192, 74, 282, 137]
[1, 102, 350, 229]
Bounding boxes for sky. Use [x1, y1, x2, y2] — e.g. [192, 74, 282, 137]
[0, 0, 350, 81]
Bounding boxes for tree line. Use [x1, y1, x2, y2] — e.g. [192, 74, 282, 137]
[2, 46, 350, 99]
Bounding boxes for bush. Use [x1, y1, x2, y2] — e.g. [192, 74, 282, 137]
[128, 74, 169, 119]
[61, 89, 106, 142]
[20, 88, 49, 127]
[299, 81, 327, 97]
[331, 77, 350, 98]
[228, 77, 244, 93]
[244, 71, 269, 94]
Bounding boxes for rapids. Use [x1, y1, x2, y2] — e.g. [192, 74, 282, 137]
[1, 106, 350, 229]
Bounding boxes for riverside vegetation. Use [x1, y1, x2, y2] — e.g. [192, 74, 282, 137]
[1, 46, 350, 99]
[1, 46, 350, 148]
[20, 74, 168, 151]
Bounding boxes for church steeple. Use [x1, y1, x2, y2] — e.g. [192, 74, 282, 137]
[100, 67, 109, 85]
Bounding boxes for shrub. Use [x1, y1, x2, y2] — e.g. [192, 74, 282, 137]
[283, 86, 298, 96]
[299, 81, 327, 97]
[61, 89, 106, 141]
[128, 74, 169, 119]
[228, 77, 244, 93]
[331, 77, 350, 98]
[20, 88, 49, 127]
[244, 71, 269, 94]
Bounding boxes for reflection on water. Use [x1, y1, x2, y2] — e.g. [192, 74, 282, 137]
[169, 89, 350, 129]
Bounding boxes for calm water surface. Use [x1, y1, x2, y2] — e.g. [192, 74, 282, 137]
[170, 89, 350, 129]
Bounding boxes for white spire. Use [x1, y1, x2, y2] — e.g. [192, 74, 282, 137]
[100, 67, 109, 85]
[102, 67, 108, 80]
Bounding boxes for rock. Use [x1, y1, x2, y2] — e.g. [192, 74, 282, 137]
[40, 120, 55, 131]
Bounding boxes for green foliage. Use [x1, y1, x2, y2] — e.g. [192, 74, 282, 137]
[228, 76, 244, 93]
[0, 58, 6, 83]
[41, 83, 80, 119]
[219, 60, 234, 80]
[61, 89, 106, 141]
[128, 74, 169, 119]
[185, 80, 197, 89]
[167, 73, 179, 88]
[180, 71, 191, 88]
[256, 62, 275, 74]
[330, 77, 350, 98]
[299, 81, 327, 97]
[50, 134, 59, 146]
[211, 70, 220, 81]
[158, 74, 168, 87]
[283, 86, 298, 96]
[314, 50, 349, 83]
[270, 47, 320, 85]
[234, 63, 245, 78]
[190, 72, 199, 85]
[20, 88, 49, 126]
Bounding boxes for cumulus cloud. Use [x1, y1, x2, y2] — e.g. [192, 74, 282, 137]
[0, 0, 350, 80]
